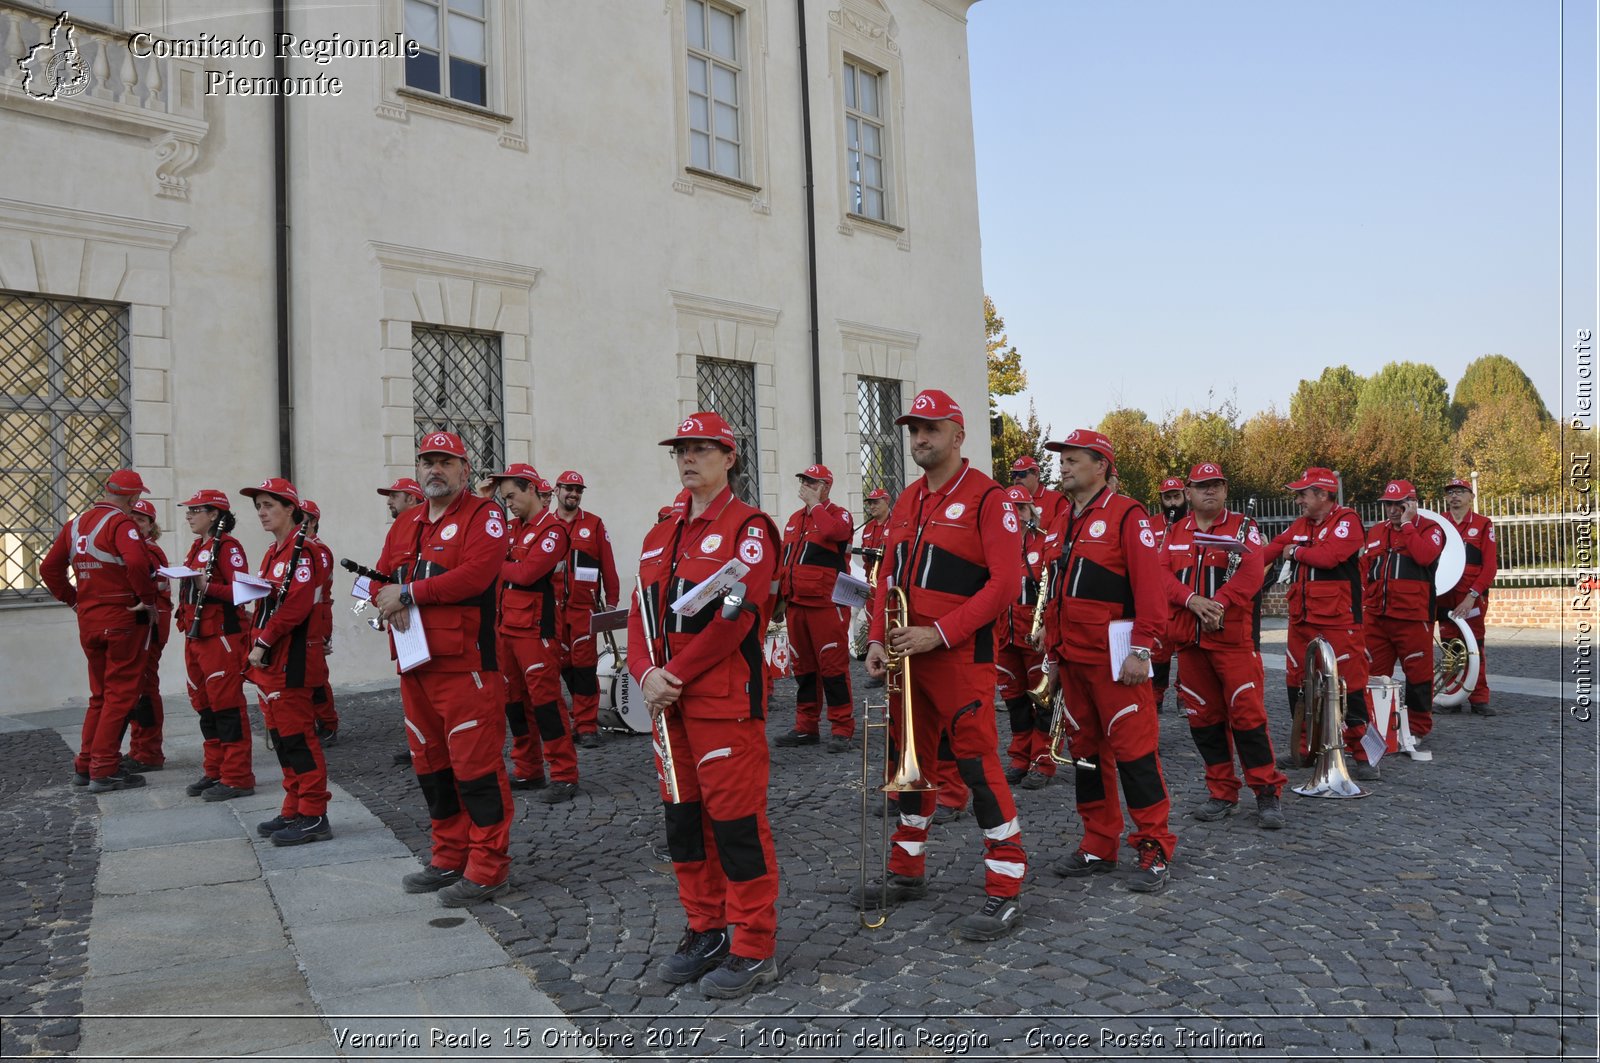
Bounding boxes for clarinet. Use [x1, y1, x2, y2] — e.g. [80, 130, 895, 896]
[255, 521, 310, 665]
[185, 512, 226, 639]
[1224, 498, 1257, 585]
[341, 558, 393, 584]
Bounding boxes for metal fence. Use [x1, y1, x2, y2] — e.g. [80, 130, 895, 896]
[1228, 493, 1591, 587]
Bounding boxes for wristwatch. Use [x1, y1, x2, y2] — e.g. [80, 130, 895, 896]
[398, 584, 413, 608]
[1130, 647, 1152, 662]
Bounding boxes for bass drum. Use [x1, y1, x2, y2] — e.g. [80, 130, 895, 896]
[596, 644, 650, 734]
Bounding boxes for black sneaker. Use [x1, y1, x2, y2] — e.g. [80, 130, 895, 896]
[1003, 765, 1027, 785]
[954, 894, 1023, 941]
[185, 775, 218, 796]
[72, 772, 89, 787]
[1256, 792, 1285, 830]
[256, 814, 295, 838]
[537, 781, 579, 805]
[1352, 761, 1381, 782]
[931, 804, 965, 825]
[880, 797, 900, 819]
[88, 772, 147, 793]
[509, 774, 547, 791]
[577, 732, 602, 749]
[658, 927, 730, 984]
[203, 783, 255, 802]
[1127, 840, 1169, 894]
[1020, 769, 1051, 790]
[853, 874, 927, 907]
[1192, 797, 1238, 821]
[122, 756, 164, 773]
[392, 749, 412, 766]
[403, 864, 465, 894]
[700, 954, 778, 999]
[271, 814, 332, 847]
[826, 735, 854, 754]
[315, 724, 338, 747]
[1470, 702, 1496, 717]
[773, 730, 819, 748]
[437, 876, 508, 907]
[1053, 848, 1116, 877]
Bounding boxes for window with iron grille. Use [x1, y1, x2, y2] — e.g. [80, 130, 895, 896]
[0, 292, 131, 601]
[405, 0, 489, 107]
[857, 376, 903, 497]
[686, 0, 744, 179]
[844, 59, 888, 221]
[412, 326, 504, 476]
[695, 358, 760, 505]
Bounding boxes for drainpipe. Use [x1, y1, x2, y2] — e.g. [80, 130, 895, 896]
[796, 0, 823, 464]
[273, 0, 293, 478]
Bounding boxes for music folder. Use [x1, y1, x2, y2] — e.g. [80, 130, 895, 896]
[392, 604, 431, 672]
[831, 572, 872, 608]
[670, 559, 749, 616]
[232, 573, 272, 605]
[589, 608, 630, 634]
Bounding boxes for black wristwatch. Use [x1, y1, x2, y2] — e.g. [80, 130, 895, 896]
[398, 584, 413, 608]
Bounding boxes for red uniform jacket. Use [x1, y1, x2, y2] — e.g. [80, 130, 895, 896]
[859, 518, 889, 554]
[306, 537, 335, 642]
[1363, 517, 1444, 622]
[1001, 523, 1047, 649]
[1160, 510, 1265, 649]
[1030, 484, 1068, 531]
[555, 509, 620, 611]
[1263, 506, 1366, 625]
[627, 486, 780, 719]
[1041, 487, 1167, 665]
[375, 491, 506, 673]
[40, 503, 158, 625]
[142, 539, 173, 641]
[498, 512, 568, 639]
[779, 500, 854, 607]
[249, 530, 329, 687]
[868, 460, 1021, 657]
[1446, 510, 1497, 599]
[176, 532, 249, 638]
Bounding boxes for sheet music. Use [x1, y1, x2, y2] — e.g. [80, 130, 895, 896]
[350, 575, 375, 600]
[157, 565, 201, 579]
[574, 564, 600, 583]
[393, 604, 431, 672]
[232, 573, 272, 605]
[1108, 619, 1134, 680]
[831, 572, 872, 608]
[670, 559, 750, 616]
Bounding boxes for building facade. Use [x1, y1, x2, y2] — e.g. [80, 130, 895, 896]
[0, 0, 987, 707]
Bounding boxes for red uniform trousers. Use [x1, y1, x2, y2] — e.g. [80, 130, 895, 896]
[1365, 614, 1435, 737]
[1060, 660, 1177, 862]
[996, 641, 1052, 777]
[1285, 621, 1372, 762]
[886, 648, 1026, 897]
[558, 607, 600, 736]
[127, 620, 168, 766]
[1437, 589, 1491, 706]
[1173, 646, 1286, 801]
[1151, 641, 1175, 710]
[311, 684, 339, 734]
[184, 633, 255, 788]
[74, 621, 151, 780]
[656, 714, 779, 959]
[785, 603, 855, 739]
[255, 679, 330, 818]
[499, 632, 577, 784]
[402, 669, 513, 886]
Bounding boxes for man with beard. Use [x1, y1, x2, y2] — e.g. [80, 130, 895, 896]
[1148, 476, 1188, 711]
[1436, 477, 1497, 714]
[550, 470, 619, 749]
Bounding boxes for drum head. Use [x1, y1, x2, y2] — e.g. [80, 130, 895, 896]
[1418, 508, 1465, 594]
[596, 645, 650, 734]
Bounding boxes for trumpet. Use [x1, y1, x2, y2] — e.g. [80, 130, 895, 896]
[1025, 569, 1051, 707]
[1042, 671, 1099, 772]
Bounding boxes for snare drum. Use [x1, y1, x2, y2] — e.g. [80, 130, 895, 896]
[764, 623, 795, 680]
[596, 644, 650, 734]
[1367, 677, 1402, 755]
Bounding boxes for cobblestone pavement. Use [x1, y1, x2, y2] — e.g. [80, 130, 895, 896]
[322, 633, 1598, 1062]
[0, 729, 94, 1060]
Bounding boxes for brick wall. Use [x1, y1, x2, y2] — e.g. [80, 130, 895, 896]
[1260, 585, 1577, 629]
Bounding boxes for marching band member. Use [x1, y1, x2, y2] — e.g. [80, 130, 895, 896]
[300, 499, 339, 747]
[1041, 429, 1177, 894]
[379, 476, 424, 766]
[857, 489, 891, 694]
[551, 470, 620, 749]
[174, 490, 256, 800]
[374, 432, 513, 904]
[860, 389, 1028, 940]
[1363, 480, 1445, 740]
[1159, 463, 1286, 829]
[244, 478, 333, 846]
[1148, 476, 1188, 712]
[490, 462, 579, 802]
[1009, 455, 1066, 528]
[996, 487, 1051, 789]
[124, 499, 171, 774]
[1437, 477, 1497, 714]
[1261, 467, 1377, 780]
[627, 411, 782, 997]
[773, 464, 857, 752]
[40, 470, 156, 792]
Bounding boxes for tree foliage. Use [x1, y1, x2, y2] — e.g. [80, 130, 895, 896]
[1455, 394, 1562, 494]
[985, 295, 1026, 410]
[991, 400, 1055, 484]
[1453, 354, 1552, 425]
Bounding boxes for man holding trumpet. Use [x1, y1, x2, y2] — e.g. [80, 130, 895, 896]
[860, 389, 1027, 942]
[628, 411, 781, 999]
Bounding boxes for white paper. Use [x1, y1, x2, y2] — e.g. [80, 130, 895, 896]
[670, 558, 750, 616]
[574, 564, 600, 583]
[831, 572, 872, 608]
[157, 565, 201, 578]
[1460, 606, 1482, 620]
[393, 604, 431, 672]
[350, 575, 374, 600]
[1360, 727, 1387, 768]
[1108, 619, 1134, 680]
[232, 573, 272, 605]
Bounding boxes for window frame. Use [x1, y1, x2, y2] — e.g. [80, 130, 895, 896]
[842, 59, 889, 223]
[828, 2, 910, 246]
[855, 374, 904, 497]
[410, 323, 506, 477]
[669, 0, 771, 210]
[694, 356, 762, 507]
[685, 0, 746, 182]
[403, 0, 492, 110]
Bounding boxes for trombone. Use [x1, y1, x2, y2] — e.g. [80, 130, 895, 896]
[1040, 665, 1100, 773]
[859, 585, 936, 929]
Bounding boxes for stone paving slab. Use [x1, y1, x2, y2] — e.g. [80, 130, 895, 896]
[86, 879, 289, 978]
[96, 801, 243, 852]
[288, 910, 514, 997]
[97, 835, 259, 895]
[265, 854, 442, 926]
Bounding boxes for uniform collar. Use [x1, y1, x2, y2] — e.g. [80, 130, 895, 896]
[916, 459, 971, 502]
[417, 488, 472, 527]
[684, 485, 737, 526]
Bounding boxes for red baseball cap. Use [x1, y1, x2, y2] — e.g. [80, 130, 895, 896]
[556, 470, 586, 488]
[180, 488, 231, 511]
[1045, 428, 1115, 466]
[1010, 456, 1040, 473]
[661, 411, 738, 452]
[417, 430, 468, 459]
[1188, 462, 1226, 485]
[1005, 486, 1032, 504]
[241, 477, 301, 508]
[1445, 477, 1474, 494]
[1159, 477, 1187, 494]
[896, 389, 964, 427]
[1286, 466, 1339, 492]
[865, 488, 890, 501]
[1380, 479, 1417, 502]
[377, 477, 423, 500]
[488, 462, 541, 483]
[796, 464, 833, 484]
[534, 478, 553, 494]
[131, 499, 157, 519]
[106, 469, 147, 496]
[300, 499, 322, 520]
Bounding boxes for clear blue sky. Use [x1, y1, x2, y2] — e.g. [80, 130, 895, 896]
[968, 0, 1596, 438]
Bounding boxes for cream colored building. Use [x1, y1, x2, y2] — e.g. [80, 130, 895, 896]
[0, 0, 987, 709]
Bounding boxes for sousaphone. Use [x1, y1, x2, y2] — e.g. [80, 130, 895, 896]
[1419, 508, 1480, 708]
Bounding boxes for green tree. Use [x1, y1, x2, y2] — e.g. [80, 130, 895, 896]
[1167, 398, 1243, 483]
[1287, 365, 1364, 484]
[1234, 407, 1302, 501]
[991, 400, 1055, 483]
[1455, 393, 1562, 494]
[985, 295, 1026, 415]
[1347, 362, 1454, 497]
[1453, 354, 1552, 425]
[1095, 407, 1163, 503]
